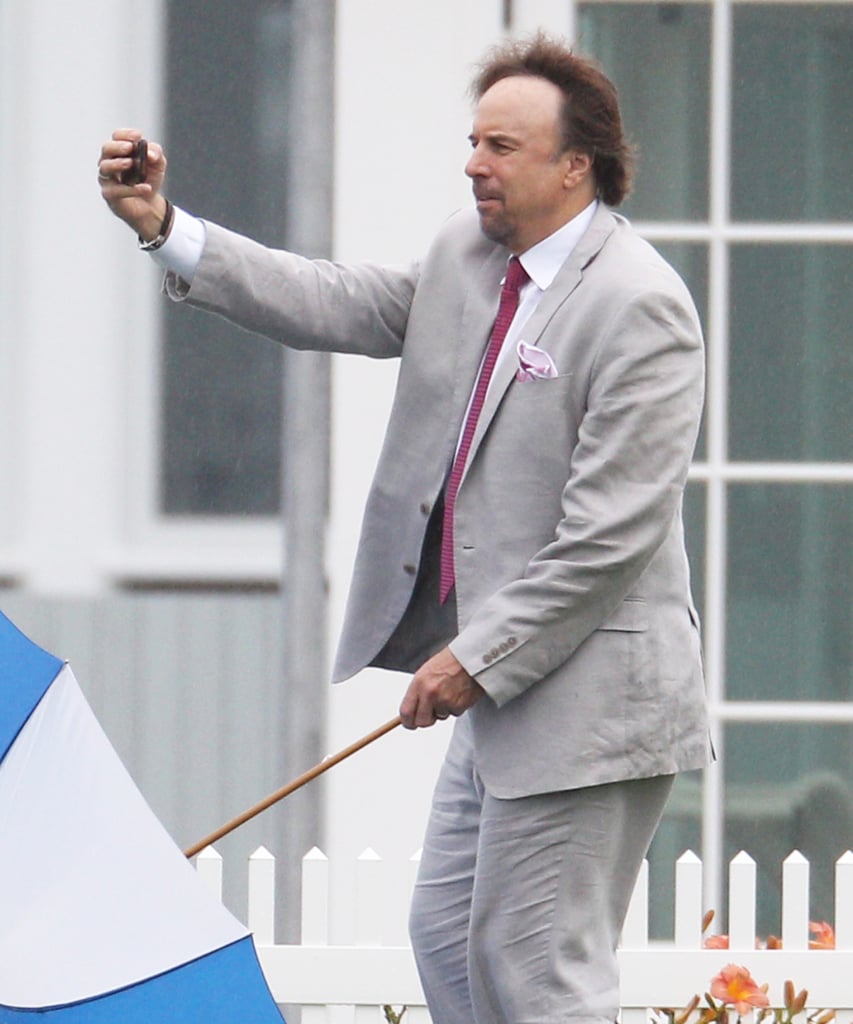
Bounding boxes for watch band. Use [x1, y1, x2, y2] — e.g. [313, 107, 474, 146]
[137, 199, 174, 252]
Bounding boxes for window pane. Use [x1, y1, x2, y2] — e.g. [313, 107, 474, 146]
[655, 242, 709, 461]
[684, 480, 706, 625]
[729, 245, 853, 462]
[724, 722, 853, 936]
[578, 3, 711, 221]
[727, 484, 852, 702]
[732, 5, 853, 222]
[161, 1, 293, 515]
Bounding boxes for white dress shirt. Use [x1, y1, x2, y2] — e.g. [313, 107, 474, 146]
[149, 206, 208, 283]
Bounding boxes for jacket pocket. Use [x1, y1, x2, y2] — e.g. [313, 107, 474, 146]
[597, 598, 648, 633]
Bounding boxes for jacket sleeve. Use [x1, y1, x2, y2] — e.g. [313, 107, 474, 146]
[163, 221, 419, 359]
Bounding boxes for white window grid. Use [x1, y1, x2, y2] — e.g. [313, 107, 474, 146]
[569, 0, 853, 913]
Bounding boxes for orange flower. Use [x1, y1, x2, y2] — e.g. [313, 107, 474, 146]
[704, 934, 730, 949]
[710, 964, 770, 1015]
[809, 921, 835, 950]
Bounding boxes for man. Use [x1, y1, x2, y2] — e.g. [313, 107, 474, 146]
[99, 34, 711, 1024]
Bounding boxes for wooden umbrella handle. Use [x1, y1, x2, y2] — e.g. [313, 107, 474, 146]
[184, 715, 402, 859]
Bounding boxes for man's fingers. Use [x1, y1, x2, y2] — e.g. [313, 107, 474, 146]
[100, 137, 136, 161]
[97, 158, 130, 183]
[399, 687, 418, 730]
[98, 139, 137, 188]
[400, 685, 447, 730]
[111, 127, 143, 143]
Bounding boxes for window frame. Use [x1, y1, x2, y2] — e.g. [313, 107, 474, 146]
[577, 0, 853, 920]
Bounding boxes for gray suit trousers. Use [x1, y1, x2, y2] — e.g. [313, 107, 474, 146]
[409, 716, 673, 1024]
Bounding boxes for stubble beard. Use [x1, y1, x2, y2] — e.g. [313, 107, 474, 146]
[475, 206, 515, 249]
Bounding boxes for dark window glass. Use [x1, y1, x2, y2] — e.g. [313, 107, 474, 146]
[683, 480, 707, 624]
[724, 722, 853, 937]
[727, 484, 852, 702]
[729, 245, 853, 462]
[578, 3, 711, 221]
[655, 242, 710, 461]
[732, 5, 853, 222]
[161, 1, 293, 515]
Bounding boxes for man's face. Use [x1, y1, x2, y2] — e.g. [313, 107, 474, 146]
[466, 75, 588, 254]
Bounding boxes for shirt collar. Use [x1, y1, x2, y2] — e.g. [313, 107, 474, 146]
[516, 199, 598, 292]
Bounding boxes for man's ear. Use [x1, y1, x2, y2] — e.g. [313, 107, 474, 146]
[562, 149, 594, 189]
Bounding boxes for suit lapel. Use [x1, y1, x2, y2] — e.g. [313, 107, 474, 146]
[461, 207, 618, 477]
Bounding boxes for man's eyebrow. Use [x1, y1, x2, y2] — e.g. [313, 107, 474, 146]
[468, 130, 520, 146]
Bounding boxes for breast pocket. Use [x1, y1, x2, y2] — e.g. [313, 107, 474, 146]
[499, 374, 580, 464]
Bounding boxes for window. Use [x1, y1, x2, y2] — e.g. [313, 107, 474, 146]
[161, 0, 294, 516]
[579, 0, 853, 938]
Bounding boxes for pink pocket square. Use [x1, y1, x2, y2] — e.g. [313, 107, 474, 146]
[516, 340, 558, 381]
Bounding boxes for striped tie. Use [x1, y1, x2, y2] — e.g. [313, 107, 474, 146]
[439, 256, 529, 604]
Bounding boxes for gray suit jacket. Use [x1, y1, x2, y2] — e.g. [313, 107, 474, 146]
[166, 203, 712, 797]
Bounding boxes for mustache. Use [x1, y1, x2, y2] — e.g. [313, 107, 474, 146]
[473, 186, 503, 202]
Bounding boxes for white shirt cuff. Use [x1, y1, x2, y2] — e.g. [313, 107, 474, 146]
[148, 205, 206, 284]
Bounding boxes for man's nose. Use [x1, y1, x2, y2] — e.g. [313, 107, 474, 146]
[465, 146, 487, 179]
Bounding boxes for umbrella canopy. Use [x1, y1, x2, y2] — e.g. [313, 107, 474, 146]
[0, 610, 284, 1022]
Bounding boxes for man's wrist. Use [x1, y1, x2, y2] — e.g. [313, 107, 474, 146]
[137, 198, 175, 253]
[136, 196, 172, 244]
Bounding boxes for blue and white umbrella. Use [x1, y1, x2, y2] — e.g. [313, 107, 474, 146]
[0, 610, 284, 1022]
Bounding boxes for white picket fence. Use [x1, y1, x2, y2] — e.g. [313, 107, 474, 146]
[196, 846, 853, 1023]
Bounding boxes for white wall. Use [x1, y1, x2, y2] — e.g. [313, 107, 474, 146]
[0, 0, 166, 593]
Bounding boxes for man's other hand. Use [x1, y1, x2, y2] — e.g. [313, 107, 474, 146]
[400, 647, 484, 729]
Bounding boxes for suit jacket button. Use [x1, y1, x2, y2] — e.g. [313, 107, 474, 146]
[483, 653, 493, 665]
[420, 502, 431, 516]
[403, 563, 417, 576]
[507, 636, 517, 647]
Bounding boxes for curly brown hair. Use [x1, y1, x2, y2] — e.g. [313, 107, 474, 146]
[470, 33, 634, 207]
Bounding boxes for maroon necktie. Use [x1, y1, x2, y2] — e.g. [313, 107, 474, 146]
[439, 256, 529, 604]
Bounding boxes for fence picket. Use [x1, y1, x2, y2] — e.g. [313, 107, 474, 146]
[301, 847, 331, 1024]
[836, 851, 853, 1024]
[302, 846, 330, 945]
[781, 850, 809, 950]
[356, 848, 383, 947]
[248, 846, 276, 944]
[836, 851, 853, 950]
[728, 851, 757, 949]
[195, 845, 222, 901]
[675, 850, 703, 948]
